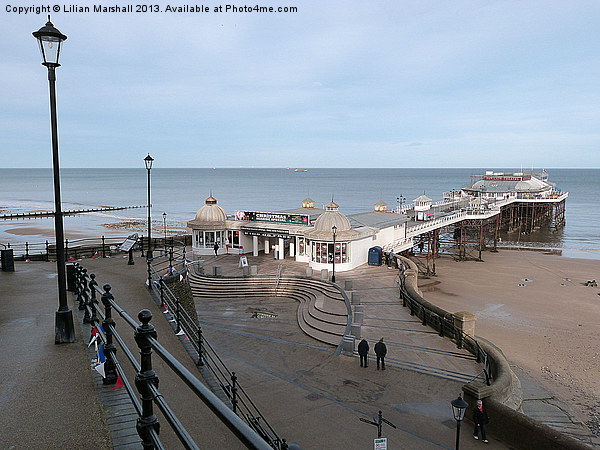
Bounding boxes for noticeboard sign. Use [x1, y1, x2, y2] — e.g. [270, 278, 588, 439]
[120, 233, 139, 252]
[235, 211, 309, 225]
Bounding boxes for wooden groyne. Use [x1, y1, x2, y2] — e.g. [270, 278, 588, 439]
[0, 205, 145, 220]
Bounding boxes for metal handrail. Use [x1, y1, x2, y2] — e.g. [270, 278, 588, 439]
[148, 261, 284, 447]
[72, 262, 275, 450]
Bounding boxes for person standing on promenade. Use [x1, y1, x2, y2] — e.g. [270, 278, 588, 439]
[357, 338, 369, 367]
[213, 242, 219, 256]
[374, 338, 387, 370]
[473, 399, 490, 443]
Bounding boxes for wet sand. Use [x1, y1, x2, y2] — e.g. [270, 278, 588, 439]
[420, 250, 600, 434]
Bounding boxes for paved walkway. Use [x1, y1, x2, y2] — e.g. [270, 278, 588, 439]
[1, 252, 507, 449]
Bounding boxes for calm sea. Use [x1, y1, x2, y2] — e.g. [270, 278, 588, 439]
[1, 168, 598, 259]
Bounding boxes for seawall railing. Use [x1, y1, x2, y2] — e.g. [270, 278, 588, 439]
[70, 262, 285, 450]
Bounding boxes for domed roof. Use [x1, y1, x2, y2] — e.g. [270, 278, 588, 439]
[312, 201, 351, 232]
[194, 195, 227, 223]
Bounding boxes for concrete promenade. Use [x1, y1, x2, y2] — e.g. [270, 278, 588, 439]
[0, 251, 509, 449]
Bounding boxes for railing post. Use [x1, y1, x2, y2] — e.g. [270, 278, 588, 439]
[175, 295, 181, 333]
[101, 284, 118, 385]
[147, 258, 153, 290]
[45, 240, 49, 262]
[231, 371, 238, 415]
[89, 273, 98, 325]
[134, 309, 160, 448]
[159, 276, 165, 309]
[101, 235, 106, 258]
[25, 242, 29, 259]
[65, 239, 69, 261]
[197, 327, 205, 366]
[140, 235, 145, 258]
[82, 268, 92, 323]
[75, 264, 85, 310]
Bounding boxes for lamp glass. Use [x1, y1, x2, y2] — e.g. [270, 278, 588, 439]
[33, 17, 67, 66]
[144, 154, 154, 170]
[451, 395, 468, 421]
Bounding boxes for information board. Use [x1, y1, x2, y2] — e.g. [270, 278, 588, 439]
[120, 233, 139, 252]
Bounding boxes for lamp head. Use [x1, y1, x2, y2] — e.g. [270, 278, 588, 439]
[33, 16, 67, 67]
[144, 154, 154, 170]
[451, 395, 469, 421]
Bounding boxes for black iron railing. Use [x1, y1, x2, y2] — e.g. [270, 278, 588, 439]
[397, 272, 491, 385]
[71, 262, 277, 450]
[145, 253, 286, 449]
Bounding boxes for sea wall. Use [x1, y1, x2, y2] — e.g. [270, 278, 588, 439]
[397, 255, 589, 449]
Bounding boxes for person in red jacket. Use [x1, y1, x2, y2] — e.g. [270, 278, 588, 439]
[473, 399, 490, 443]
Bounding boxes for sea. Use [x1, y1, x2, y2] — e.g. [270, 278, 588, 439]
[1, 168, 598, 259]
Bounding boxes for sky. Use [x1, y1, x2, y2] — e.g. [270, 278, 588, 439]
[1, 0, 600, 168]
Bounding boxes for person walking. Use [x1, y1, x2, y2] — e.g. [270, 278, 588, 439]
[473, 399, 490, 443]
[357, 338, 369, 368]
[213, 242, 219, 256]
[374, 338, 387, 370]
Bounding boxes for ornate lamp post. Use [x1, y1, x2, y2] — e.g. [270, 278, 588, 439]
[451, 394, 468, 450]
[331, 225, 337, 283]
[144, 154, 154, 259]
[162, 212, 167, 256]
[33, 16, 75, 343]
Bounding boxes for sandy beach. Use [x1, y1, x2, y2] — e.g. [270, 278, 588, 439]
[419, 250, 600, 436]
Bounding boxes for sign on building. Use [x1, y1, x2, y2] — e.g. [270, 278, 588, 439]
[235, 211, 309, 225]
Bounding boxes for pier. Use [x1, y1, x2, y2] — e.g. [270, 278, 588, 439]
[0, 205, 145, 220]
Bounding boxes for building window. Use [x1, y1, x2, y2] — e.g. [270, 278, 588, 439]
[311, 241, 348, 263]
[297, 237, 306, 256]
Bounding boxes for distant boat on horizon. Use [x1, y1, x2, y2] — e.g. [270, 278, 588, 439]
[294, 169, 308, 172]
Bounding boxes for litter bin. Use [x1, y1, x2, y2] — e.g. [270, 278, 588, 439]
[368, 246, 382, 266]
[1, 249, 15, 272]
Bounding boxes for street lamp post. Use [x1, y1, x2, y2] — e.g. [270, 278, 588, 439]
[331, 225, 337, 283]
[163, 212, 167, 256]
[33, 16, 75, 344]
[451, 394, 469, 450]
[144, 154, 154, 259]
[144, 154, 154, 289]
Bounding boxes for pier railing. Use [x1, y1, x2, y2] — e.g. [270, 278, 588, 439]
[70, 262, 282, 450]
[145, 253, 287, 449]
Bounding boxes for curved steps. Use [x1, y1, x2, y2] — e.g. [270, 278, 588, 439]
[188, 273, 351, 347]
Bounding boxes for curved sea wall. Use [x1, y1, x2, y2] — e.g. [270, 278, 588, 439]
[398, 256, 589, 450]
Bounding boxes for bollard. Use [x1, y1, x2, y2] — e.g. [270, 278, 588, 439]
[242, 266, 250, 276]
[250, 265, 258, 275]
[305, 267, 313, 278]
[213, 266, 221, 276]
[134, 309, 160, 448]
[351, 291, 361, 305]
[101, 284, 118, 385]
[342, 334, 355, 356]
[353, 311, 364, 325]
[350, 323, 361, 339]
[321, 268, 328, 280]
[344, 280, 352, 291]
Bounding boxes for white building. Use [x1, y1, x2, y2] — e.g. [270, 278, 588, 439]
[187, 196, 409, 272]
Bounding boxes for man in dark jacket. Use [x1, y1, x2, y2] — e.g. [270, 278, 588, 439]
[357, 338, 369, 367]
[473, 399, 490, 443]
[213, 242, 219, 256]
[374, 338, 387, 370]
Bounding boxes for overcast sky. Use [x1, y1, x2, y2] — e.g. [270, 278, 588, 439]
[1, 0, 599, 168]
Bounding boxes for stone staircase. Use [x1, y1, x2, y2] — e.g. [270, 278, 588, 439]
[188, 273, 352, 348]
